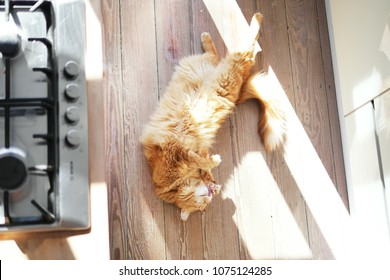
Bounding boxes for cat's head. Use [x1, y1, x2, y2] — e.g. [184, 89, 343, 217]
[176, 179, 221, 221]
[150, 157, 222, 221]
[142, 140, 222, 221]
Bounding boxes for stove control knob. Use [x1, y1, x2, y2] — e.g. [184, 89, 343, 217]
[66, 130, 82, 147]
[65, 84, 80, 101]
[64, 61, 80, 78]
[65, 106, 80, 123]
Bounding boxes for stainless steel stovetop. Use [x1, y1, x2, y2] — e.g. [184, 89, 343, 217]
[0, 0, 89, 232]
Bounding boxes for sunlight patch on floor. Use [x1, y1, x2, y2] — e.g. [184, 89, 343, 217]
[222, 151, 311, 259]
[202, 0, 261, 54]
[253, 67, 352, 259]
[0, 240, 28, 260]
[204, 0, 351, 258]
[86, 0, 103, 81]
[138, 191, 167, 258]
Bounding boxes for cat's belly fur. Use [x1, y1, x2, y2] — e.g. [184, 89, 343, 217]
[143, 90, 233, 152]
[142, 59, 235, 153]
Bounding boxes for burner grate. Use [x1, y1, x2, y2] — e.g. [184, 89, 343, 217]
[0, 0, 58, 227]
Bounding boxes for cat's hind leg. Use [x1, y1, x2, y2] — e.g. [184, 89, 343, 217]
[201, 32, 218, 55]
[201, 32, 219, 65]
[210, 13, 263, 103]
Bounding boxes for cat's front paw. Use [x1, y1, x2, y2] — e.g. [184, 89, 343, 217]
[211, 154, 222, 166]
[208, 182, 221, 195]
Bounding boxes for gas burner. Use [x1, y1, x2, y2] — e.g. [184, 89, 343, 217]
[0, 0, 89, 232]
[0, 148, 27, 191]
[0, 1, 21, 58]
[0, 22, 21, 58]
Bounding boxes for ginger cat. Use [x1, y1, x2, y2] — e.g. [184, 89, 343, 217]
[141, 13, 286, 221]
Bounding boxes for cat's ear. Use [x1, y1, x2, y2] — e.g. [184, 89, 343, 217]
[180, 209, 190, 221]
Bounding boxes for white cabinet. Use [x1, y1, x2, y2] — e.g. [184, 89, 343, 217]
[345, 101, 390, 257]
[375, 92, 390, 225]
[326, 0, 390, 258]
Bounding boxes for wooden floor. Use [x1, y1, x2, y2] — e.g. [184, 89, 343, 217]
[101, 0, 348, 259]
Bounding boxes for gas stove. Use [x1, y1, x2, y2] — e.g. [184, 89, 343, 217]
[0, 0, 89, 232]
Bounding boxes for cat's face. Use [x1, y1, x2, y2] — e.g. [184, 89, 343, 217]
[177, 182, 221, 221]
[175, 171, 221, 221]
[143, 140, 222, 220]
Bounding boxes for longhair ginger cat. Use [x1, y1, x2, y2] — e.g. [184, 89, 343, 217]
[141, 13, 286, 221]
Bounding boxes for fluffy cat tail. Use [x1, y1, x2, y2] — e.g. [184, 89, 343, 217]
[238, 72, 287, 152]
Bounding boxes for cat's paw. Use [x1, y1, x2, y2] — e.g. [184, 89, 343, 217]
[211, 154, 222, 166]
[215, 184, 221, 194]
[208, 182, 221, 195]
[201, 32, 211, 43]
[253, 13, 263, 25]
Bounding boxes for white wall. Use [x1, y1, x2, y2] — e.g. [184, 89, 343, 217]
[326, 0, 390, 115]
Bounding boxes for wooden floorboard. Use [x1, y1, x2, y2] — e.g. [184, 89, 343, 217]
[156, 0, 204, 260]
[192, 0, 242, 260]
[315, 0, 349, 209]
[254, 0, 311, 260]
[102, 0, 348, 259]
[101, 0, 126, 259]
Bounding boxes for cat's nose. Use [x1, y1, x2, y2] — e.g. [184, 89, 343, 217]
[208, 182, 222, 195]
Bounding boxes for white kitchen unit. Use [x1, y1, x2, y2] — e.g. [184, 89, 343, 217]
[326, 0, 390, 258]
